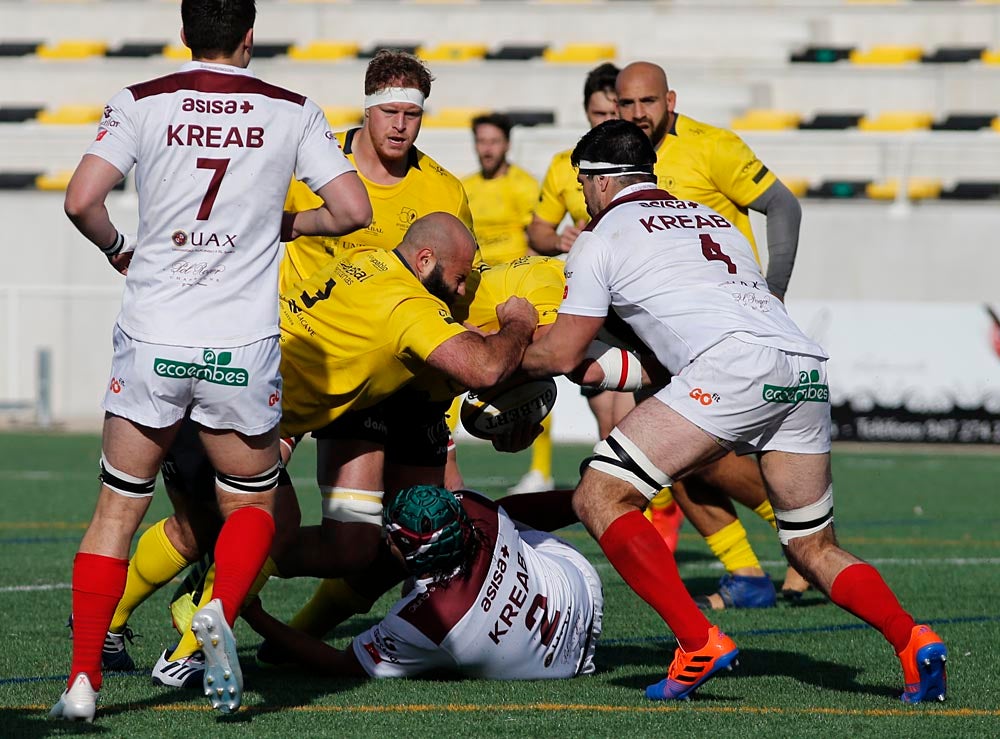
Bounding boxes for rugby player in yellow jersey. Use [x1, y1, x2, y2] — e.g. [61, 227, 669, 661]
[521, 63, 631, 496]
[613, 61, 809, 607]
[461, 113, 540, 266]
[279, 49, 474, 295]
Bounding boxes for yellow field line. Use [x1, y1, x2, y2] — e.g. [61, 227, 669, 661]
[8, 703, 1000, 718]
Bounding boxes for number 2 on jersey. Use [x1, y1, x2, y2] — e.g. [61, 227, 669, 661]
[195, 157, 230, 220]
[699, 233, 737, 274]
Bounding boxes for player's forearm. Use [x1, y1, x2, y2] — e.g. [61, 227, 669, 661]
[65, 202, 118, 252]
[497, 489, 578, 531]
[470, 321, 537, 387]
[526, 217, 561, 256]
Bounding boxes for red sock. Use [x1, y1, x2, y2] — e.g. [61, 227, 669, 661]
[599, 510, 711, 651]
[212, 507, 275, 624]
[829, 562, 916, 652]
[70, 553, 128, 691]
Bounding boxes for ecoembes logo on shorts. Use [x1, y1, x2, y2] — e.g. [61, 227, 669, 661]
[153, 349, 248, 386]
[762, 370, 829, 404]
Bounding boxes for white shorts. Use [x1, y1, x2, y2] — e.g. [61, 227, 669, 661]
[656, 336, 832, 455]
[102, 324, 282, 434]
[521, 529, 604, 677]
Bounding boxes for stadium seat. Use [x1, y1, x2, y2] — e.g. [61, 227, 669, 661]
[0, 106, 43, 123]
[36, 40, 108, 60]
[358, 43, 420, 59]
[932, 114, 995, 131]
[249, 43, 293, 59]
[858, 111, 933, 131]
[807, 180, 872, 199]
[849, 45, 923, 65]
[939, 181, 1000, 200]
[866, 178, 943, 201]
[980, 49, 1000, 64]
[921, 47, 985, 63]
[0, 42, 42, 57]
[322, 106, 363, 127]
[417, 43, 488, 62]
[797, 113, 864, 130]
[789, 46, 854, 63]
[36, 105, 104, 125]
[34, 171, 74, 192]
[504, 109, 557, 127]
[422, 107, 490, 128]
[288, 41, 361, 61]
[0, 172, 43, 190]
[486, 45, 548, 61]
[730, 110, 801, 131]
[163, 45, 191, 61]
[104, 42, 168, 58]
[542, 43, 616, 63]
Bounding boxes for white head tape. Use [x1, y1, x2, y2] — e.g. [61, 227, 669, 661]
[364, 87, 426, 110]
[577, 160, 655, 177]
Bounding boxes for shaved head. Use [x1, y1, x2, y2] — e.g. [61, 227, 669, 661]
[615, 61, 675, 148]
[399, 212, 477, 305]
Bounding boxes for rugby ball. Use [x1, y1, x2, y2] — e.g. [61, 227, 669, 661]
[460, 377, 558, 441]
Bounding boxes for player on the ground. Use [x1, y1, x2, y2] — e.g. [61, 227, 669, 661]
[462, 113, 539, 266]
[49, 0, 370, 722]
[522, 119, 948, 704]
[245, 485, 602, 681]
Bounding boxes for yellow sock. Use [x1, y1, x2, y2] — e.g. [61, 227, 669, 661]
[246, 557, 280, 604]
[169, 564, 216, 662]
[110, 519, 189, 633]
[705, 520, 761, 574]
[445, 395, 462, 433]
[529, 415, 553, 479]
[288, 578, 376, 637]
[754, 500, 777, 529]
[650, 487, 674, 509]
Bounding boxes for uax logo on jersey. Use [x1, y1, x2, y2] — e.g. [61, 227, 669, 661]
[153, 349, 249, 386]
[762, 370, 829, 404]
[689, 387, 721, 406]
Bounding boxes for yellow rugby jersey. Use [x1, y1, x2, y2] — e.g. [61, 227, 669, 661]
[533, 148, 589, 227]
[280, 128, 474, 294]
[653, 114, 776, 260]
[461, 164, 539, 265]
[278, 246, 467, 436]
[420, 256, 566, 407]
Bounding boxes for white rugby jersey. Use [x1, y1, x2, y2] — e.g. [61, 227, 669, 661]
[87, 61, 355, 347]
[352, 492, 601, 680]
[562, 183, 826, 374]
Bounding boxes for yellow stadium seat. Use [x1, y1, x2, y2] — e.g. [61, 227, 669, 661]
[322, 106, 363, 127]
[288, 41, 360, 61]
[35, 171, 74, 191]
[542, 43, 616, 63]
[981, 49, 1000, 64]
[858, 111, 933, 131]
[417, 43, 488, 62]
[36, 40, 108, 60]
[779, 177, 810, 198]
[730, 110, 801, 131]
[37, 105, 104, 125]
[849, 45, 923, 65]
[422, 107, 490, 128]
[163, 45, 191, 61]
[866, 178, 942, 200]
[990, 117, 1000, 132]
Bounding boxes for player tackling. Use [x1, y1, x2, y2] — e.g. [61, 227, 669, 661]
[522, 119, 948, 703]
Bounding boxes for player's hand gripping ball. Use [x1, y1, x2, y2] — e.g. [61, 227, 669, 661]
[460, 377, 558, 441]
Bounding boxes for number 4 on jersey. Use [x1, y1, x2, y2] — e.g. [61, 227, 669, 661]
[699, 233, 737, 274]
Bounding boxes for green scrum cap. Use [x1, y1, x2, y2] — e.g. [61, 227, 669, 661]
[383, 485, 472, 575]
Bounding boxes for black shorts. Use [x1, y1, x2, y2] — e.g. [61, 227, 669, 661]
[312, 387, 451, 468]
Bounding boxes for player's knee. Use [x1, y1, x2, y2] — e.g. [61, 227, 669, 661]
[320, 487, 385, 526]
[585, 428, 673, 501]
[774, 485, 834, 546]
[215, 461, 281, 496]
[100, 453, 156, 498]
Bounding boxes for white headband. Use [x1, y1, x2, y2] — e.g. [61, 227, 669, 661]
[577, 159, 655, 177]
[364, 87, 426, 110]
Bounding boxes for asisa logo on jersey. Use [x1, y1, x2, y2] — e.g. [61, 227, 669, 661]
[153, 349, 249, 386]
[180, 98, 254, 115]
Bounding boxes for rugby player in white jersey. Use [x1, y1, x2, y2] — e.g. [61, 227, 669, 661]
[521, 119, 948, 704]
[242, 485, 602, 681]
[50, 0, 371, 722]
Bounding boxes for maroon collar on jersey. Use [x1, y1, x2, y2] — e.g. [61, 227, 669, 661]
[583, 185, 676, 232]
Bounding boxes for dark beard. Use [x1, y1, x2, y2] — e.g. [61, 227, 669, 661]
[422, 262, 455, 306]
[649, 114, 670, 149]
